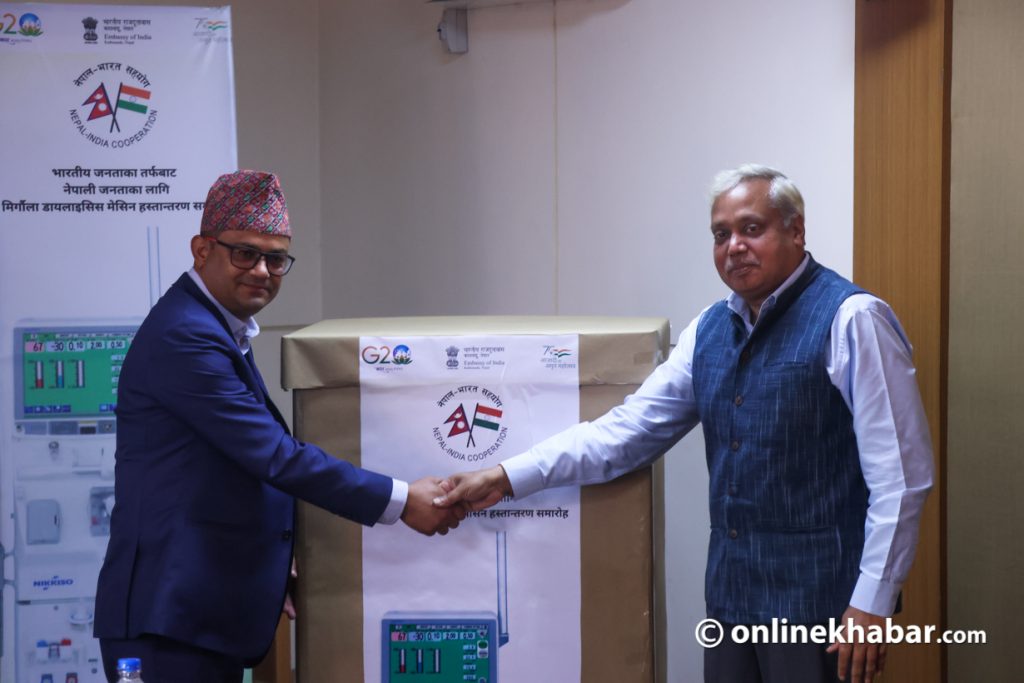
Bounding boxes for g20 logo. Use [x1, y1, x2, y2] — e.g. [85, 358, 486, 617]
[361, 344, 412, 365]
[2, 12, 43, 37]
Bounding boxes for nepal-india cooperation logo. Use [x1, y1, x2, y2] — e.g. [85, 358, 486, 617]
[434, 385, 508, 463]
[69, 61, 157, 148]
[357, 342, 510, 460]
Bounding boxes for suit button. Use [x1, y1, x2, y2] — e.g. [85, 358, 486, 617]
[734, 395, 744, 407]
[728, 529, 739, 539]
[728, 485, 738, 496]
[281, 530, 293, 541]
[730, 440, 741, 451]
[740, 349, 751, 364]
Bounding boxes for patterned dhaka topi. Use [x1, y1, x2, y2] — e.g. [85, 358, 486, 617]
[200, 170, 291, 237]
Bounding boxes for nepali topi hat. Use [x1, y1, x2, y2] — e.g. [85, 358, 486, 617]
[200, 170, 291, 237]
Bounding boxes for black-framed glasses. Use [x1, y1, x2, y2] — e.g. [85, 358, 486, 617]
[206, 237, 296, 276]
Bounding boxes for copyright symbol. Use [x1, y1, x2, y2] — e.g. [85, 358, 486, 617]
[695, 618, 724, 648]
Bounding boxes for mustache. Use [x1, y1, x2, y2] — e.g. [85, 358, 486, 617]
[726, 259, 759, 273]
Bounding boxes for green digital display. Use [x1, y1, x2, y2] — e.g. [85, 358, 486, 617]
[384, 618, 496, 682]
[18, 329, 135, 419]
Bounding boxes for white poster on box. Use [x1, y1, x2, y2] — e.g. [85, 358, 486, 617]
[360, 335, 581, 682]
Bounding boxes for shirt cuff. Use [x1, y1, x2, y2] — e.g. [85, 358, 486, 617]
[501, 452, 545, 499]
[849, 572, 902, 616]
[377, 478, 408, 525]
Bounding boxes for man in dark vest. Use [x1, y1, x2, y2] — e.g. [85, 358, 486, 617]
[434, 165, 934, 683]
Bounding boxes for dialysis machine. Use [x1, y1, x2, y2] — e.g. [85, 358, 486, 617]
[7, 324, 137, 683]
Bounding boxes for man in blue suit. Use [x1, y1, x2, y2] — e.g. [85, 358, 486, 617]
[94, 170, 461, 682]
[435, 165, 934, 683]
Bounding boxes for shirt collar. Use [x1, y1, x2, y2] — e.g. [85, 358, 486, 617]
[187, 268, 260, 353]
[726, 254, 810, 332]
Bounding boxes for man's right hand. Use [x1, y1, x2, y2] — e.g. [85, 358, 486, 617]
[432, 465, 513, 512]
[401, 477, 466, 536]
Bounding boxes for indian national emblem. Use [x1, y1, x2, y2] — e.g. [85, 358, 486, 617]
[82, 17, 98, 44]
[445, 345, 460, 369]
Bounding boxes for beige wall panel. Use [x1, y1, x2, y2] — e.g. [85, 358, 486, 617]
[855, 0, 949, 680]
[948, 1, 1024, 679]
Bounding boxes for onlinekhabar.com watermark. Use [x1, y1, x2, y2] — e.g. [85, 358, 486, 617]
[694, 617, 987, 648]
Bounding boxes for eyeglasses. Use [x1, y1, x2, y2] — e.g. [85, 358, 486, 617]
[206, 237, 296, 276]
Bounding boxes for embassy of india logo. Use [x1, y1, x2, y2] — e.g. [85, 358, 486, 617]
[445, 345, 459, 369]
[82, 17, 98, 43]
[69, 62, 158, 148]
[433, 385, 508, 462]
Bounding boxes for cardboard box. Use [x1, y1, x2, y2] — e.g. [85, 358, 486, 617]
[282, 316, 669, 682]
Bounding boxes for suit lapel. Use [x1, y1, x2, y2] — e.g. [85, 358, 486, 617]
[245, 347, 290, 433]
[177, 274, 290, 433]
[178, 273, 236, 340]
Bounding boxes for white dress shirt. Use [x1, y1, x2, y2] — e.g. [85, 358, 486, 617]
[501, 256, 934, 616]
[187, 268, 408, 524]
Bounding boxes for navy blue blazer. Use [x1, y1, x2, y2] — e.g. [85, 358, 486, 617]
[94, 273, 393, 661]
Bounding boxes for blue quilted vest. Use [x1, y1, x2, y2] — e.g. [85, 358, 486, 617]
[692, 257, 868, 624]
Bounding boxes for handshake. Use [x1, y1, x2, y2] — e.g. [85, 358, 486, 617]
[400, 465, 514, 536]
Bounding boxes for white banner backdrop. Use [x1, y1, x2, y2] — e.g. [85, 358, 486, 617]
[360, 335, 582, 682]
[0, 4, 236, 682]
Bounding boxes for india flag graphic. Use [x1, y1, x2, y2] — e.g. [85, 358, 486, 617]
[467, 403, 503, 447]
[117, 84, 151, 114]
[472, 403, 503, 430]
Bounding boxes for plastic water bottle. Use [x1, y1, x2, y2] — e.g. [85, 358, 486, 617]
[116, 657, 144, 682]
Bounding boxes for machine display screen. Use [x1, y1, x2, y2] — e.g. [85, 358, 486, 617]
[16, 328, 136, 419]
[382, 615, 497, 682]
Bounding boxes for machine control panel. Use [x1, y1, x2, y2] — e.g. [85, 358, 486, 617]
[382, 612, 498, 683]
[14, 327, 135, 434]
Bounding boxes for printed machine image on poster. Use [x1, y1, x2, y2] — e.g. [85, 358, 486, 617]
[382, 531, 510, 683]
[382, 613, 498, 682]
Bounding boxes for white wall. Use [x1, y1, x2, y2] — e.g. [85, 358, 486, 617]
[318, 1, 559, 317]
[232, 0, 324, 431]
[232, 0, 323, 329]
[317, 0, 854, 679]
